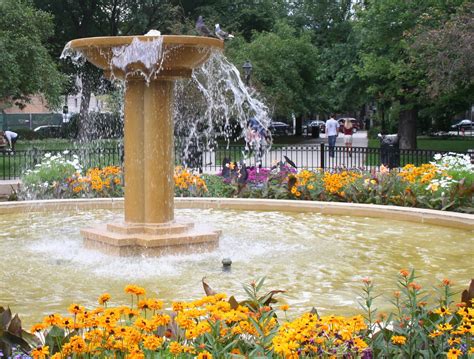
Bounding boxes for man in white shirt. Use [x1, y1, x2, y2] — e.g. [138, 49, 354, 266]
[3, 130, 19, 151]
[325, 115, 339, 158]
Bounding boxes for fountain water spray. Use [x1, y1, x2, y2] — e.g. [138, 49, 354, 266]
[59, 33, 271, 256]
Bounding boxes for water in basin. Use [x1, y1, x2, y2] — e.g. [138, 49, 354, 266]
[1, 208, 472, 326]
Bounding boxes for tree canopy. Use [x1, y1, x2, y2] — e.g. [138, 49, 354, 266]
[1, 0, 472, 147]
[0, 0, 65, 109]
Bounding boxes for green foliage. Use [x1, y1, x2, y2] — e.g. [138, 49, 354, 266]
[227, 20, 321, 119]
[201, 174, 235, 198]
[20, 152, 82, 200]
[361, 270, 472, 358]
[0, 306, 39, 357]
[0, 0, 65, 108]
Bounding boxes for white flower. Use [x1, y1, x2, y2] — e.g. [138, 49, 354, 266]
[63, 150, 70, 155]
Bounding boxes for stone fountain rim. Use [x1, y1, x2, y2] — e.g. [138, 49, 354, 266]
[68, 35, 224, 50]
[0, 198, 472, 231]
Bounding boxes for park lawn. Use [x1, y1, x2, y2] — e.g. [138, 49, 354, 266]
[368, 137, 474, 152]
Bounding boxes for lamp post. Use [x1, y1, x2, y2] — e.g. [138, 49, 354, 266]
[242, 60, 253, 86]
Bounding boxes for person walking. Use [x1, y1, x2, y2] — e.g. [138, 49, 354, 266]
[325, 115, 339, 158]
[2, 130, 19, 152]
[342, 119, 353, 157]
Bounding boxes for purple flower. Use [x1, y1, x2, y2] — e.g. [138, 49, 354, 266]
[361, 348, 373, 359]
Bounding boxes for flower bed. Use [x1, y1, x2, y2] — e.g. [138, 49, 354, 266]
[1, 271, 472, 358]
[16, 152, 473, 212]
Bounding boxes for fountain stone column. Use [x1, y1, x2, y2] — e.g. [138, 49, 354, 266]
[68, 35, 223, 256]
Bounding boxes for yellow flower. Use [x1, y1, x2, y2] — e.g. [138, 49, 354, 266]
[437, 323, 453, 331]
[280, 304, 290, 311]
[98, 293, 111, 305]
[143, 335, 163, 350]
[434, 306, 451, 316]
[169, 341, 183, 355]
[68, 303, 84, 314]
[447, 347, 462, 359]
[197, 351, 213, 359]
[31, 346, 49, 359]
[125, 285, 146, 296]
[391, 335, 406, 345]
[30, 323, 46, 332]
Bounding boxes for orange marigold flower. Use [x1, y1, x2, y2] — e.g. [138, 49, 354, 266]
[68, 303, 84, 315]
[197, 351, 213, 359]
[43, 314, 62, 326]
[172, 301, 185, 312]
[98, 293, 111, 305]
[391, 335, 407, 345]
[30, 323, 46, 332]
[31, 346, 49, 359]
[143, 335, 163, 350]
[169, 341, 183, 355]
[125, 285, 146, 296]
[280, 304, 290, 311]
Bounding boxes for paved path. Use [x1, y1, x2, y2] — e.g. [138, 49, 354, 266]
[236, 131, 369, 170]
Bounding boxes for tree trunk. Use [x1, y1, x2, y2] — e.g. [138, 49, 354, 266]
[398, 100, 417, 150]
[78, 73, 93, 141]
[295, 116, 303, 136]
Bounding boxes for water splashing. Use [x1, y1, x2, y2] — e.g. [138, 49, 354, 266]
[60, 36, 271, 169]
[174, 51, 271, 167]
[111, 37, 164, 82]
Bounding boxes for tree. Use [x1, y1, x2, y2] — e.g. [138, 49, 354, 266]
[227, 21, 321, 132]
[412, 2, 474, 98]
[354, 0, 468, 149]
[289, 0, 367, 117]
[0, 0, 65, 109]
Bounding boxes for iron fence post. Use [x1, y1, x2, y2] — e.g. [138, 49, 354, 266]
[320, 143, 325, 170]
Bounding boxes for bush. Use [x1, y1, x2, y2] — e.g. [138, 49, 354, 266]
[18, 152, 123, 200]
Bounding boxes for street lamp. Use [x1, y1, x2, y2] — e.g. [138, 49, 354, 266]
[242, 60, 253, 86]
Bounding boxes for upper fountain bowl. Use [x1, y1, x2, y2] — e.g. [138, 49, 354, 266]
[67, 35, 224, 80]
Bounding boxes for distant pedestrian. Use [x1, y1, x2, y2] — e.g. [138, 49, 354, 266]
[2, 130, 19, 151]
[342, 119, 353, 157]
[325, 115, 339, 158]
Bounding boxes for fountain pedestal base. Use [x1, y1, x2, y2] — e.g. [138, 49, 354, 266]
[81, 221, 220, 256]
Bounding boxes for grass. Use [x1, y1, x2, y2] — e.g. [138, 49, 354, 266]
[368, 137, 474, 152]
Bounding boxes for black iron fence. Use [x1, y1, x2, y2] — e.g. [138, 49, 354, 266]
[0, 143, 469, 180]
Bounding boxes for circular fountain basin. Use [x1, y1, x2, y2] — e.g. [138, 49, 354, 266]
[1, 199, 472, 326]
[67, 35, 224, 79]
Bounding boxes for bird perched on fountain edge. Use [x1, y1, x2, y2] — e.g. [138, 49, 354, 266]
[196, 16, 213, 37]
[215, 24, 234, 40]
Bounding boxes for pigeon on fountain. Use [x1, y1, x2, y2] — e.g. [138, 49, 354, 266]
[145, 29, 161, 36]
[196, 16, 213, 37]
[215, 24, 234, 40]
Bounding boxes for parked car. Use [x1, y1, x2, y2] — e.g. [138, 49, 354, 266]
[338, 118, 360, 133]
[33, 125, 63, 138]
[269, 121, 291, 135]
[451, 119, 473, 130]
[303, 120, 326, 135]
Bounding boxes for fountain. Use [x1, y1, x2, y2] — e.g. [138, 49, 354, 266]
[65, 35, 224, 256]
